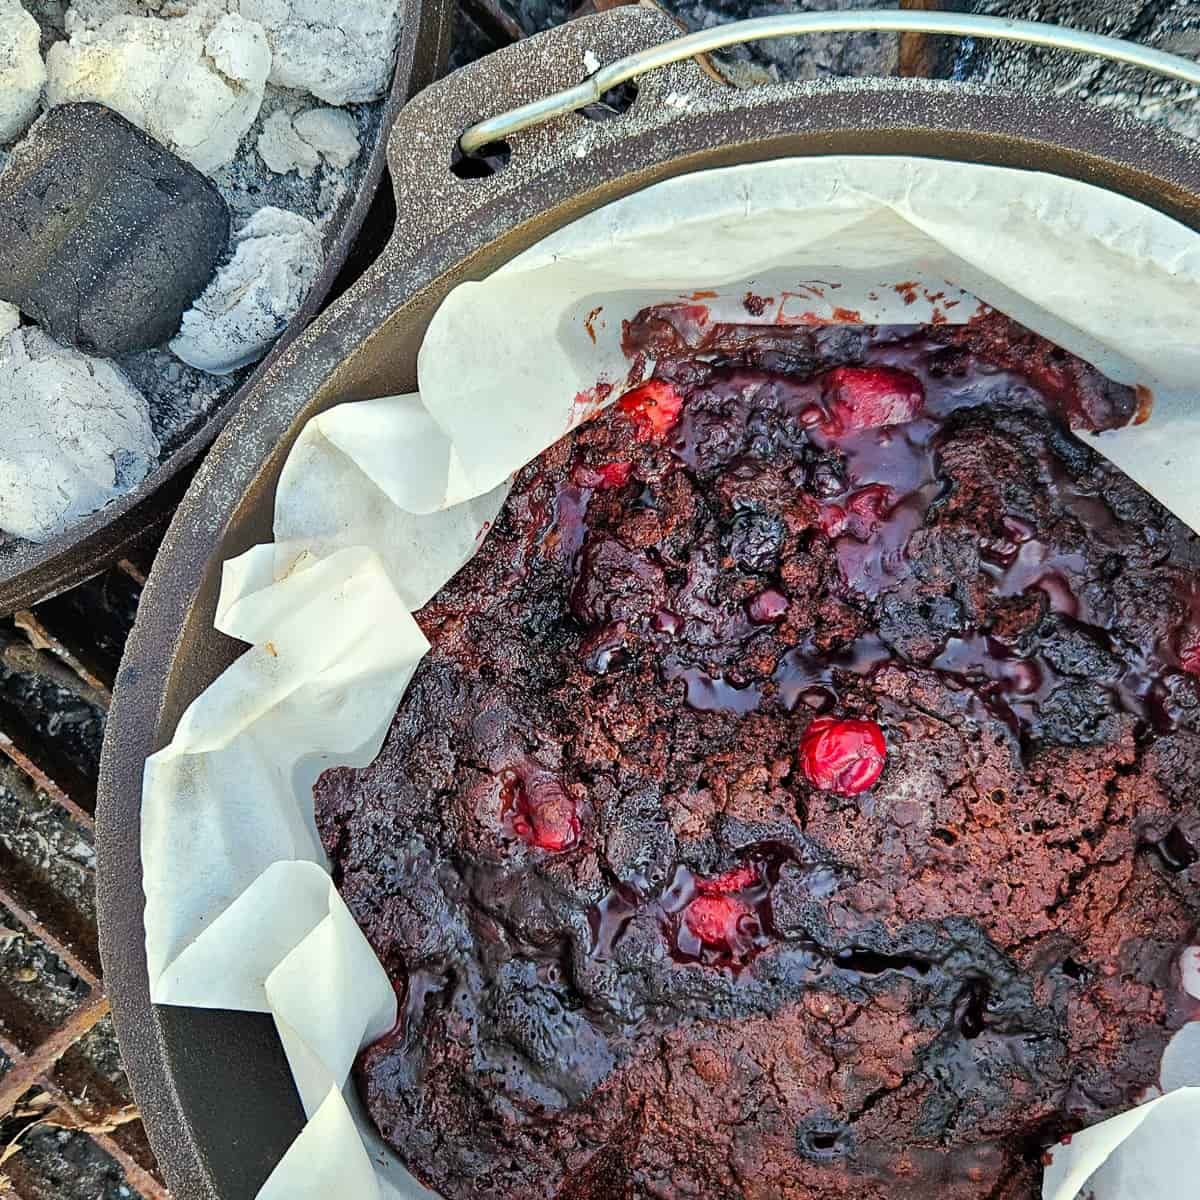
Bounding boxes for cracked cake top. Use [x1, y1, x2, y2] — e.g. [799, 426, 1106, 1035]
[315, 308, 1200, 1200]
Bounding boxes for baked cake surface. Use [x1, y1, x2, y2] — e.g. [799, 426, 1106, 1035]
[315, 308, 1200, 1200]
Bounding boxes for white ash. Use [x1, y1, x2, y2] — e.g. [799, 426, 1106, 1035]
[257, 104, 361, 177]
[0, 326, 160, 542]
[62, 0, 165, 32]
[257, 106, 320, 176]
[292, 106, 360, 168]
[0, 1, 384, 546]
[0, 0, 46, 144]
[211, 85, 368, 226]
[0, 1, 384, 527]
[115, 345, 248, 448]
[15, 80, 381, 484]
[21, 0, 68, 50]
[0, 301, 18, 337]
[235, 0, 404, 106]
[45, 0, 271, 174]
[170, 205, 323, 374]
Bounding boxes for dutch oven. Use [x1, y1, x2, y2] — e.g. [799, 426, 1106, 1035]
[96, 8, 1200, 1199]
[0, 0, 454, 616]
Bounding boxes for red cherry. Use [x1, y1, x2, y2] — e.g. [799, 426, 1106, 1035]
[1178, 628, 1200, 677]
[819, 504, 847, 538]
[799, 716, 887, 795]
[819, 488, 894, 540]
[617, 380, 684, 441]
[684, 895, 748, 947]
[652, 609, 682, 635]
[748, 588, 789, 624]
[695, 862, 759, 895]
[596, 461, 633, 488]
[572, 460, 634, 489]
[846, 484, 892, 522]
[527, 790, 580, 851]
[507, 774, 581, 852]
[820, 366, 924, 436]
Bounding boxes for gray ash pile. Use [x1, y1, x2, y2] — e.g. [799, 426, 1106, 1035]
[0, 0, 400, 546]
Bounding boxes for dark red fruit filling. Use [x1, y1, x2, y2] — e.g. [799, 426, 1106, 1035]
[819, 365, 925, 435]
[684, 894, 750, 947]
[616, 379, 684, 441]
[595, 460, 632, 488]
[748, 587, 789, 624]
[573, 460, 633, 489]
[1178, 628, 1200, 677]
[317, 309, 1199, 1200]
[798, 715, 887, 794]
[502, 769, 581, 851]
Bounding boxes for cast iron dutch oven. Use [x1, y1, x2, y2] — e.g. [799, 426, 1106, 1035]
[97, 9, 1200, 1199]
[0, 0, 454, 616]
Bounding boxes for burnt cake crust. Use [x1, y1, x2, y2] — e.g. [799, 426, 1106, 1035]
[315, 309, 1200, 1200]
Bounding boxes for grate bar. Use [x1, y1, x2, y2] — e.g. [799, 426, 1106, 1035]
[0, 980, 58, 1058]
[89, 1129, 170, 1200]
[2, 1095, 168, 1200]
[0, 1100, 168, 1200]
[44, 1056, 168, 1199]
[116, 559, 148, 588]
[0, 559, 153, 1197]
[0, 871, 99, 988]
[0, 558, 160, 1197]
[0, 993, 110, 1121]
[0, 738, 94, 834]
[0, 732, 94, 822]
[9, 614, 112, 712]
[459, 0, 525, 46]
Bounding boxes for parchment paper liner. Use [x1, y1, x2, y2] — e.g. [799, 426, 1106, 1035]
[140, 156, 1200, 1199]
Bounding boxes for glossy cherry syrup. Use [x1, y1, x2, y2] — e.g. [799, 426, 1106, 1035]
[588, 849, 788, 972]
[604, 318, 1196, 748]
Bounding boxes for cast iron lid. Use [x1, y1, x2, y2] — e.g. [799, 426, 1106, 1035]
[0, 0, 454, 617]
[97, 9, 1200, 1199]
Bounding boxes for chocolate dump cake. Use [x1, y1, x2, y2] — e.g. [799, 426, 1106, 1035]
[315, 306, 1200, 1199]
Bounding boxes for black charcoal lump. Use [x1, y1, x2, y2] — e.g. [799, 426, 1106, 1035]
[0, 103, 230, 357]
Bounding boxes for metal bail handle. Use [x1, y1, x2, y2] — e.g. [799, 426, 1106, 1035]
[458, 9, 1200, 156]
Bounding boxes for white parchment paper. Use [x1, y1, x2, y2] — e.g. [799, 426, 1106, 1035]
[140, 155, 1200, 1200]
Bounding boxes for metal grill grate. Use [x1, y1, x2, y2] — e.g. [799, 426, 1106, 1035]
[0, 552, 168, 1200]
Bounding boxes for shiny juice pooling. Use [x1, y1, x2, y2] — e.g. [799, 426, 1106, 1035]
[589, 850, 789, 971]
[553, 318, 1197, 969]
[553, 321, 1175, 973]
[632, 319, 1200, 743]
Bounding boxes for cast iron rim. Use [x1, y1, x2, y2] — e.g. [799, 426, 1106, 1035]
[97, 14, 1200, 1198]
